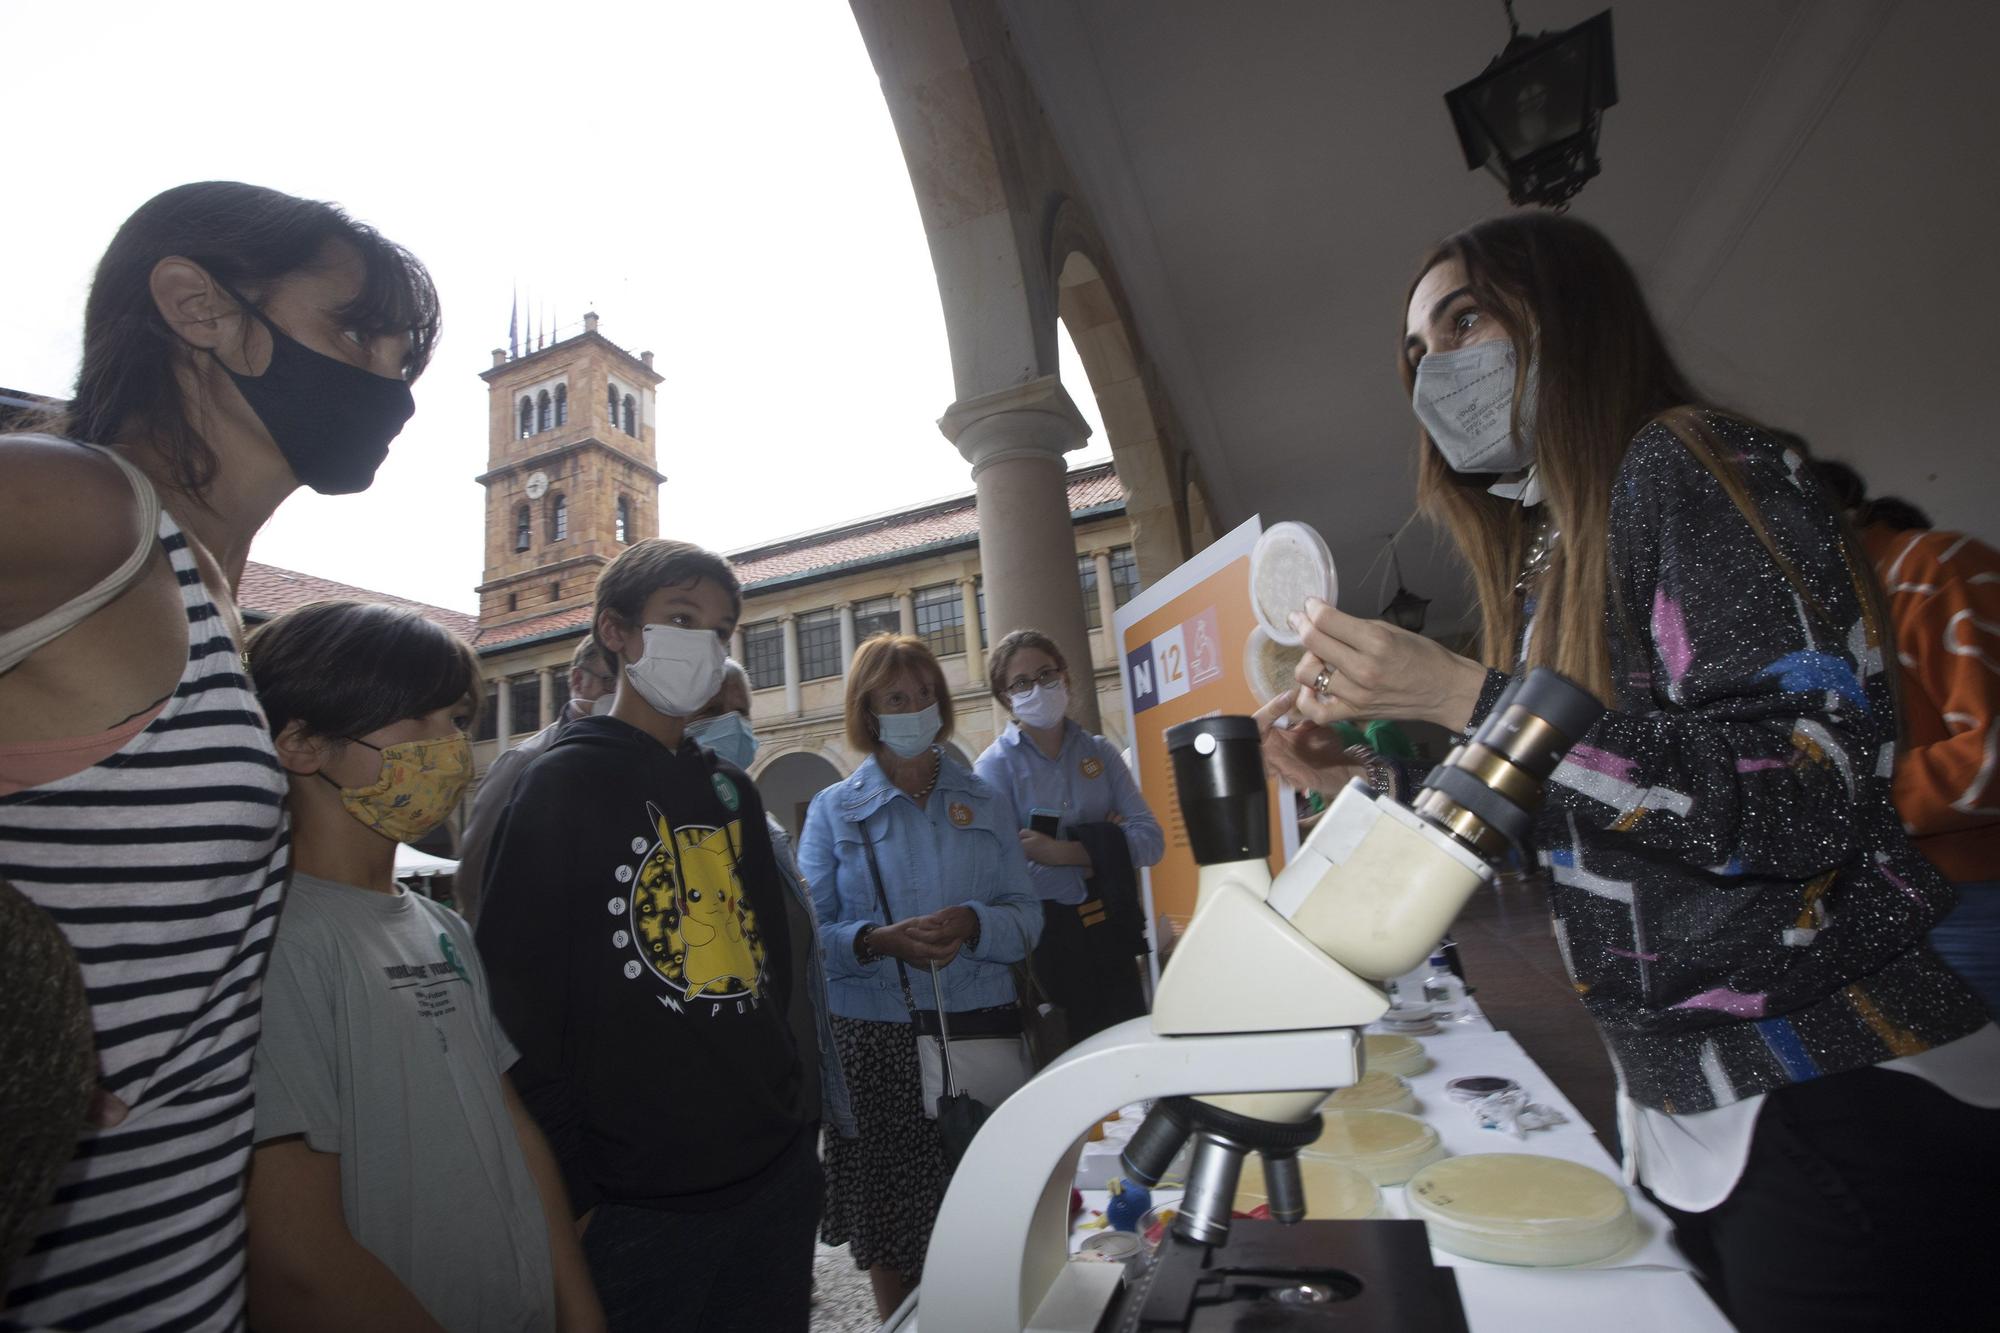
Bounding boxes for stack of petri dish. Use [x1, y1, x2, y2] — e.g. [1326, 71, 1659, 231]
[1301, 1109, 1445, 1185]
[1324, 1069, 1418, 1114]
[1362, 1032, 1431, 1078]
[1404, 1154, 1637, 1267]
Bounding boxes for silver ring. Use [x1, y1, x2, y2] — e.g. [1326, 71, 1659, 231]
[1312, 667, 1334, 697]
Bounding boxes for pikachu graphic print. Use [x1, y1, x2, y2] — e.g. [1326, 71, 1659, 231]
[618, 800, 768, 1014]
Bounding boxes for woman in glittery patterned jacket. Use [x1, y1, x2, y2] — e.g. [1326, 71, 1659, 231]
[1261, 212, 1998, 1331]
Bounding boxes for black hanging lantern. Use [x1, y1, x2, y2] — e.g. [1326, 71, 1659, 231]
[1379, 541, 1431, 633]
[1445, 5, 1617, 209]
[1382, 586, 1433, 634]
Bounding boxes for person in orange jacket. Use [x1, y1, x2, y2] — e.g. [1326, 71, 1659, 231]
[1817, 460, 2000, 1014]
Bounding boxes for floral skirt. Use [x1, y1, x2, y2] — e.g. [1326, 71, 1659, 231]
[820, 1015, 950, 1280]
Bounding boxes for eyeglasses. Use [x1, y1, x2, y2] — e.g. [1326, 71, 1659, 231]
[580, 669, 617, 691]
[1004, 665, 1063, 698]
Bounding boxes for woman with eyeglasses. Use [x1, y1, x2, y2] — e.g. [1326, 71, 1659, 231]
[975, 629, 1164, 1047]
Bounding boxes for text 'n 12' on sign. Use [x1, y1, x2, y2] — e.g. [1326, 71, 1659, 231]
[1126, 605, 1224, 715]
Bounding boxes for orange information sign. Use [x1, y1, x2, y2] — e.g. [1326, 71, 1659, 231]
[1114, 517, 1297, 972]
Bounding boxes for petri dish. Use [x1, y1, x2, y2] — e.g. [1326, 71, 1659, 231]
[1324, 1069, 1418, 1115]
[1405, 1154, 1637, 1267]
[1362, 1032, 1431, 1077]
[1299, 1109, 1444, 1185]
[1244, 625, 1305, 708]
[1235, 1154, 1382, 1220]
[1250, 521, 1337, 647]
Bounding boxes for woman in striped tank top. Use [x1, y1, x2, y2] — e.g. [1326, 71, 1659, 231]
[0, 181, 439, 1332]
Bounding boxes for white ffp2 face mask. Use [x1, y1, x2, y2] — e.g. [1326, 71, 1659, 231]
[876, 702, 941, 758]
[1412, 339, 1537, 474]
[623, 624, 727, 718]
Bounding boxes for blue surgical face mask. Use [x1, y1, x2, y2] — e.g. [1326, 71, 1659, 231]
[688, 712, 759, 770]
[875, 702, 941, 759]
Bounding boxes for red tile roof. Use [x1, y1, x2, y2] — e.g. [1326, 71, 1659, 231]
[238, 462, 1125, 658]
[470, 605, 595, 653]
[238, 562, 479, 640]
[728, 461, 1123, 590]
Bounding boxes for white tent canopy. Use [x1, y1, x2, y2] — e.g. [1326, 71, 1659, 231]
[393, 845, 459, 880]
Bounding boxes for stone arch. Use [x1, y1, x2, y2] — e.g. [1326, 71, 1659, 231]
[750, 748, 847, 840]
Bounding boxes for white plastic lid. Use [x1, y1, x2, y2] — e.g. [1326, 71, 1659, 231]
[1362, 1032, 1431, 1077]
[1405, 1154, 1637, 1267]
[1250, 521, 1337, 647]
[1324, 1069, 1418, 1115]
[1299, 1109, 1444, 1185]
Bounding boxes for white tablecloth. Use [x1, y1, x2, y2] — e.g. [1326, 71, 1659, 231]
[1070, 1013, 1730, 1331]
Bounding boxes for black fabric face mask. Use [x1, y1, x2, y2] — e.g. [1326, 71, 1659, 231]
[214, 284, 417, 495]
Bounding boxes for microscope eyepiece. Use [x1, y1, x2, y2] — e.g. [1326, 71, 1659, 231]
[1166, 716, 1270, 865]
[1412, 667, 1604, 854]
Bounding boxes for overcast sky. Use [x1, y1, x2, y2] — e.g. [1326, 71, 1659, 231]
[3, 1, 1106, 612]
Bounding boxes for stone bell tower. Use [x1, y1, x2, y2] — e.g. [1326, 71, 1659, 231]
[475, 312, 665, 628]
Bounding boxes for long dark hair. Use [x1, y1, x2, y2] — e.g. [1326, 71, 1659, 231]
[41, 181, 441, 495]
[1401, 213, 1705, 699]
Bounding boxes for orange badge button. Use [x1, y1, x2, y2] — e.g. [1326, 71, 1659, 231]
[1080, 756, 1104, 780]
[948, 802, 974, 827]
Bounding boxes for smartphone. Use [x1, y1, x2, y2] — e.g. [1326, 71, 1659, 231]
[1029, 808, 1062, 838]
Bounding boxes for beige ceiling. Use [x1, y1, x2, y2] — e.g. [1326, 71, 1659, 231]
[996, 0, 1999, 632]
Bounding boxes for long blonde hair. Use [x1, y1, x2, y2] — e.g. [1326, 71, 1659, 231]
[1401, 215, 1893, 707]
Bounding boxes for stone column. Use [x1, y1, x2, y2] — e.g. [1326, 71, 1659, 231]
[1093, 548, 1119, 650]
[940, 377, 1099, 731]
[730, 628, 745, 665]
[959, 576, 984, 683]
[538, 667, 557, 728]
[896, 590, 916, 638]
[494, 675, 513, 755]
[838, 603, 857, 676]
[780, 613, 802, 717]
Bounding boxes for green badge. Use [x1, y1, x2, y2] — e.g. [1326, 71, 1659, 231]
[712, 773, 740, 811]
[438, 933, 469, 982]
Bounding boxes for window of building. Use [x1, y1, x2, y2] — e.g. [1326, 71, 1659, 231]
[549, 672, 570, 719]
[554, 382, 568, 426]
[621, 394, 636, 436]
[550, 494, 568, 542]
[742, 620, 784, 690]
[475, 682, 500, 742]
[607, 381, 619, 428]
[914, 583, 964, 657]
[797, 608, 842, 681]
[1078, 554, 1101, 629]
[508, 676, 540, 736]
[536, 389, 551, 433]
[515, 504, 532, 552]
[615, 495, 631, 544]
[1110, 546, 1141, 608]
[854, 596, 899, 643]
[549, 581, 560, 601]
[506, 592, 518, 612]
[518, 396, 533, 439]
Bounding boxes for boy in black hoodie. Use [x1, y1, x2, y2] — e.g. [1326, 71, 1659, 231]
[476, 540, 814, 1333]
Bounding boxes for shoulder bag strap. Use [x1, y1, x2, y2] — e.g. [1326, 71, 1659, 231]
[858, 820, 957, 1095]
[0, 439, 162, 674]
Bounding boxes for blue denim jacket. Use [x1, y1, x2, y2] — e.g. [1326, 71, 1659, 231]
[766, 816, 857, 1139]
[798, 751, 1042, 1023]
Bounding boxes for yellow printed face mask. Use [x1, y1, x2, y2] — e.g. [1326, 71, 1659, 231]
[325, 734, 473, 844]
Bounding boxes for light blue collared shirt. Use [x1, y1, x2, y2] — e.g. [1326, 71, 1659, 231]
[974, 720, 1165, 906]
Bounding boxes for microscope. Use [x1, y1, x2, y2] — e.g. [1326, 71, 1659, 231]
[908, 669, 1602, 1332]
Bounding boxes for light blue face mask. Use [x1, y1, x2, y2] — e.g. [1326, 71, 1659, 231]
[875, 702, 941, 759]
[688, 712, 760, 770]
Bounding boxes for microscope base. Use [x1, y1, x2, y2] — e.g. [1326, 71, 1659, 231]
[1113, 1220, 1468, 1332]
